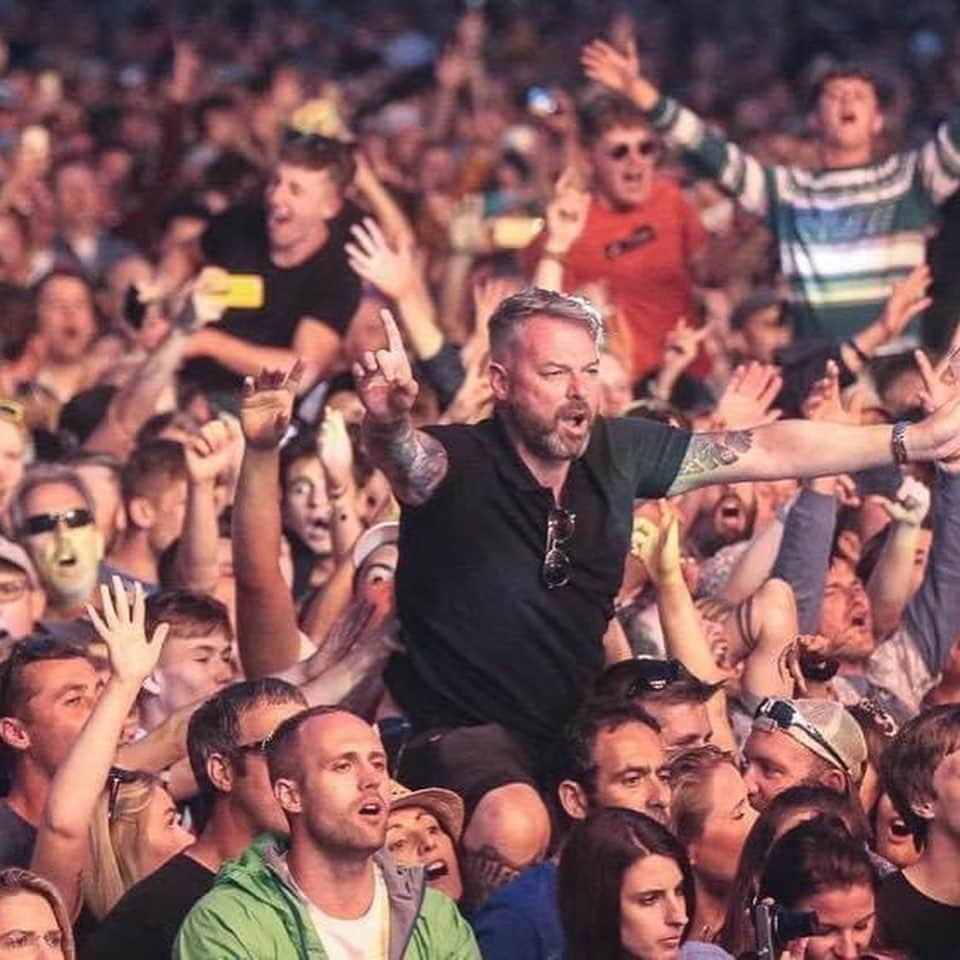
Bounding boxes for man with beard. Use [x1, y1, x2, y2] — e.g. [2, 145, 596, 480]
[355, 287, 960, 909]
[174, 706, 478, 959]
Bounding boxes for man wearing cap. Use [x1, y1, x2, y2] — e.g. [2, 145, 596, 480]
[387, 781, 464, 904]
[742, 697, 868, 811]
[0, 537, 44, 652]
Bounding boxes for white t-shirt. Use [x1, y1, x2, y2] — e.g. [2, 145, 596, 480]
[306, 863, 390, 960]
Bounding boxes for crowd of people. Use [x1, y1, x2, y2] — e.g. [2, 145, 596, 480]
[2, 0, 960, 957]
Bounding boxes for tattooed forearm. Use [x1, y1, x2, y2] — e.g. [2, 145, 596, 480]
[667, 429, 755, 495]
[362, 416, 448, 506]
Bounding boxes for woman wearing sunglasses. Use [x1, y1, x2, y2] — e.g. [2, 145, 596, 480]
[558, 807, 734, 960]
[28, 578, 189, 923]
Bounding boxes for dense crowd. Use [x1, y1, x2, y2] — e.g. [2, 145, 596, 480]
[2, 1, 960, 958]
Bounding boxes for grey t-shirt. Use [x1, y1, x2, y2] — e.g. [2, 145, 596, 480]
[0, 800, 36, 868]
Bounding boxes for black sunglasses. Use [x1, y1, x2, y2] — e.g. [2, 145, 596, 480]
[755, 698, 850, 775]
[107, 767, 153, 822]
[608, 139, 658, 161]
[543, 507, 576, 590]
[232, 734, 274, 757]
[21, 508, 94, 537]
[625, 659, 686, 698]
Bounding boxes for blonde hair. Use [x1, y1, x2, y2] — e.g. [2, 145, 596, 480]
[0, 867, 76, 960]
[83, 774, 164, 919]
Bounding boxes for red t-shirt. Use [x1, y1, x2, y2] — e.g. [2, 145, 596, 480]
[559, 178, 707, 377]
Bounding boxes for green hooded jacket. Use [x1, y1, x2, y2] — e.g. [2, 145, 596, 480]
[173, 834, 479, 960]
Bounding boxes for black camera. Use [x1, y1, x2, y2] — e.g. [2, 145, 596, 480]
[753, 902, 818, 958]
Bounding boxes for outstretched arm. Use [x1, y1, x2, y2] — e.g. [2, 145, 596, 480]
[356, 309, 448, 506]
[581, 37, 774, 218]
[666, 397, 960, 496]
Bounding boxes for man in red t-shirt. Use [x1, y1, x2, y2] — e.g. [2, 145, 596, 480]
[532, 93, 708, 379]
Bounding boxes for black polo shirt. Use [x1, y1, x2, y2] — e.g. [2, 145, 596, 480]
[386, 413, 691, 746]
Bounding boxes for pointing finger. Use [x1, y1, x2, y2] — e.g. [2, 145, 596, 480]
[380, 308, 405, 356]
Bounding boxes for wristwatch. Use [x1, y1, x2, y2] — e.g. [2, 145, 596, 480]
[891, 421, 909, 465]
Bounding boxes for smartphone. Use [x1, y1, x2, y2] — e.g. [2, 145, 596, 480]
[526, 84, 559, 118]
[851, 463, 903, 499]
[489, 216, 544, 249]
[222, 274, 265, 309]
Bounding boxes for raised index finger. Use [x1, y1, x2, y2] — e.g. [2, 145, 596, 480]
[380, 308, 405, 356]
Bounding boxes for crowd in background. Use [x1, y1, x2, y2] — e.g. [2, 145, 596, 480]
[1, 0, 960, 958]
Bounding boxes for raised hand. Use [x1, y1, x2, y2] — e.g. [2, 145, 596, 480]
[713, 362, 783, 430]
[435, 46, 469, 91]
[881, 475, 931, 527]
[631, 506, 683, 586]
[448, 194, 489, 255]
[581, 37, 639, 93]
[662, 317, 709, 375]
[86, 577, 169, 686]
[318, 406, 355, 493]
[544, 169, 591, 255]
[345, 217, 420, 300]
[878, 264, 932, 341]
[184, 416, 241, 485]
[240, 361, 304, 450]
[914, 348, 960, 414]
[352, 309, 419, 424]
[802, 359, 864, 424]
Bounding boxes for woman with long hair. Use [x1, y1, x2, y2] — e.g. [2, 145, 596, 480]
[757, 816, 896, 959]
[0, 867, 75, 959]
[83, 769, 193, 918]
[558, 806, 730, 960]
[719, 785, 868, 956]
[668, 746, 757, 943]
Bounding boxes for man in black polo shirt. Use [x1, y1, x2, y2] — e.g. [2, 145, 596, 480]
[355, 288, 960, 909]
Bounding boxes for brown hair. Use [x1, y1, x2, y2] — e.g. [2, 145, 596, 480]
[0, 867, 76, 959]
[578, 92, 652, 146]
[278, 132, 356, 189]
[120, 439, 187, 507]
[668, 745, 740, 848]
[882, 704, 960, 847]
[145, 588, 233, 643]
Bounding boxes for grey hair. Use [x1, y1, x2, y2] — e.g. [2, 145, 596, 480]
[488, 287, 605, 361]
[9, 464, 95, 539]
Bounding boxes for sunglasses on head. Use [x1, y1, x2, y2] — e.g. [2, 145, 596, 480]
[21, 508, 94, 537]
[106, 767, 156, 823]
[543, 507, 576, 590]
[282, 127, 349, 152]
[626, 659, 686, 698]
[608, 139, 658, 161]
[754, 698, 850, 776]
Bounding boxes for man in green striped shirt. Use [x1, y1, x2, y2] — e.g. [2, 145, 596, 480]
[582, 38, 960, 341]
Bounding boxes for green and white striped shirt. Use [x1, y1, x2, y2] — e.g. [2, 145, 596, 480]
[649, 96, 960, 339]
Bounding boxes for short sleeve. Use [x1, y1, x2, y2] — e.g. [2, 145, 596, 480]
[601, 417, 692, 498]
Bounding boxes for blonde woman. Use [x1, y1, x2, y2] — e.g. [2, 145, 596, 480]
[83, 768, 192, 918]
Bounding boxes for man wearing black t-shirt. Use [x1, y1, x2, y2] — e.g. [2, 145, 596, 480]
[80, 679, 306, 960]
[877, 705, 960, 959]
[181, 134, 362, 398]
[355, 287, 960, 908]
